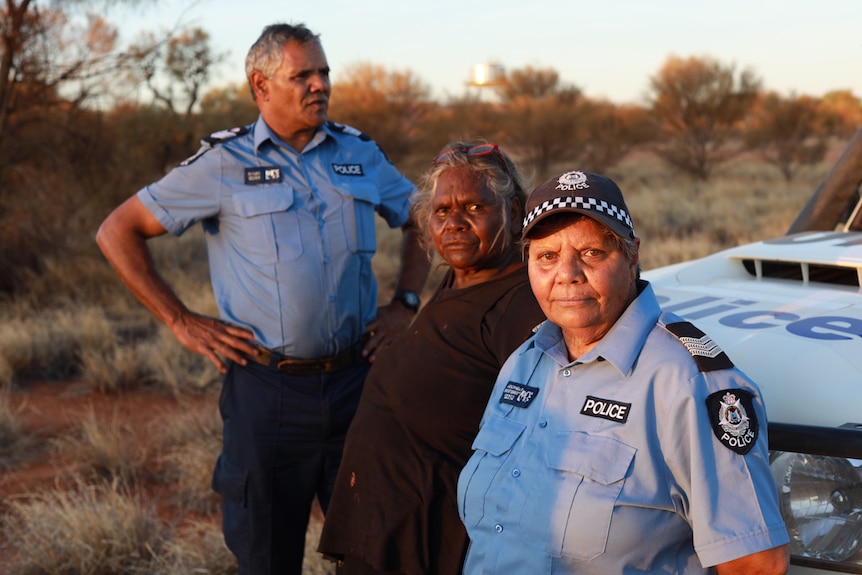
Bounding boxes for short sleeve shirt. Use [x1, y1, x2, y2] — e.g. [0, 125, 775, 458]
[137, 118, 415, 357]
[457, 282, 789, 574]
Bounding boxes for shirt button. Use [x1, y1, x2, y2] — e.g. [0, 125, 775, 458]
[539, 421, 548, 428]
[512, 469, 521, 478]
[328, 295, 336, 302]
[495, 524, 503, 533]
[318, 219, 325, 228]
[323, 256, 330, 264]
[562, 368, 572, 377]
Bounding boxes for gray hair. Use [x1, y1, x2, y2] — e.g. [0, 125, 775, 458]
[245, 23, 320, 99]
[413, 141, 529, 257]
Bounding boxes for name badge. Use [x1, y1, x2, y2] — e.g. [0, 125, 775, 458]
[580, 395, 631, 423]
[499, 382, 539, 408]
[245, 166, 282, 184]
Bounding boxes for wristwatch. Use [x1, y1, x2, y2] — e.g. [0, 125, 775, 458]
[392, 289, 421, 313]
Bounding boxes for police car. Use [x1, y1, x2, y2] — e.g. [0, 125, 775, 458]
[643, 130, 862, 574]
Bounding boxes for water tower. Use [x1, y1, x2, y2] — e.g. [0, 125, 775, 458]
[468, 62, 504, 99]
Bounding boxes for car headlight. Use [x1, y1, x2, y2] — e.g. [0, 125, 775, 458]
[770, 451, 862, 570]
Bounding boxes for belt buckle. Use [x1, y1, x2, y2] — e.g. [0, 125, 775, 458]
[247, 346, 272, 367]
[275, 348, 357, 375]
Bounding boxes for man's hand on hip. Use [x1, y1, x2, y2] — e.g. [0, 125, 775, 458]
[169, 311, 257, 374]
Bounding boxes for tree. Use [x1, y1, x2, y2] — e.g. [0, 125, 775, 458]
[493, 65, 585, 181]
[198, 82, 258, 132]
[0, 0, 161, 296]
[130, 26, 225, 120]
[819, 90, 862, 138]
[647, 55, 761, 181]
[126, 26, 227, 166]
[435, 92, 502, 141]
[578, 99, 655, 174]
[744, 92, 828, 182]
[496, 66, 566, 101]
[0, 1, 161, 177]
[328, 62, 433, 165]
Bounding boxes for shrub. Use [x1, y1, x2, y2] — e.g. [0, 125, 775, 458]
[3, 481, 163, 575]
[157, 399, 222, 513]
[52, 408, 147, 487]
[0, 389, 40, 469]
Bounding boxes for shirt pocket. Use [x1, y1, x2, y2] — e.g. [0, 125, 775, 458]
[521, 432, 635, 560]
[458, 414, 526, 528]
[335, 182, 380, 254]
[232, 187, 302, 263]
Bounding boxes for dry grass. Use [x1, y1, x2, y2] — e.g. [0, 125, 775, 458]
[609, 155, 823, 269]
[2, 481, 163, 575]
[80, 342, 152, 393]
[52, 408, 147, 487]
[154, 520, 239, 575]
[156, 401, 223, 514]
[0, 306, 116, 389]
[0, 389, 40, 469]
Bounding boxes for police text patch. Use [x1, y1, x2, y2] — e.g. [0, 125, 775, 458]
[706, 389, 759, 454]
[244, 166, 282, 184]
[580, 395, 631, 423]
[332, 163, 364, 176]
[499, 382, 539, 408]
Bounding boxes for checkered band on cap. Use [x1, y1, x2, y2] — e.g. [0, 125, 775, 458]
[523, 196, 633, 233]
[522, 170, 635, 238]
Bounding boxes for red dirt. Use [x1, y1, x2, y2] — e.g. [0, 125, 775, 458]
[0, 380, 221, 572]
[1, 380, 215, 497]
[0, 380, 328, 572]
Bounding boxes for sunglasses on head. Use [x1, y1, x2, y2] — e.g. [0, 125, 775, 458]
[432, 143, 513, 179]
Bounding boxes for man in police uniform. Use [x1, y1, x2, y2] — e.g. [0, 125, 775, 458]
[457, 170, 789, 574]
[97, 23, 429, 575]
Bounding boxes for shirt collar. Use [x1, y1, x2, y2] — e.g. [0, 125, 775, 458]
[530, 280, 661, 377]
[252, 115, 330, 153]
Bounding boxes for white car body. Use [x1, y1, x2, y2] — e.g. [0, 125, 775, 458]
[642, 131, 862, 573]
[645, 231, 862, 429]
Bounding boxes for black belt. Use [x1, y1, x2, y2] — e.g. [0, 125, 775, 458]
[246, 340, 364, 376]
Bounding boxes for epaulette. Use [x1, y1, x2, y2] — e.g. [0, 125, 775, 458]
[664, 321, 734, 372]
[201, 126, 249, 146]
[327, 121, 371, 142]
[179, 126, 250, 167]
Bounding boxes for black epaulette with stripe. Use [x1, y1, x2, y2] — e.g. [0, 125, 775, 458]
[201, 126, 250, 146]
[327, 121, 372, 142]
[180, 126, 250, 167]
[665, 321, 734, 372]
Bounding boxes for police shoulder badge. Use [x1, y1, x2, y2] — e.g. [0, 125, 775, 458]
[706, 389, 758, 454]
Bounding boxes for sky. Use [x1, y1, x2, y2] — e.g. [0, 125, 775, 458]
[111, 0, 862, 105]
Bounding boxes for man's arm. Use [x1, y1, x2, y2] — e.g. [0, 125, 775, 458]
[715, 544, 789, 575]
[96, 195, 257, 373]
[362, 218, 430, 362]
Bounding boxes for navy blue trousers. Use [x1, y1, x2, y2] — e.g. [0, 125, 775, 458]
[212, 358, 369, 575]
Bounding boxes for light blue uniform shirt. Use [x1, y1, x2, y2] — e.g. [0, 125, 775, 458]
[138, 118, 415, 357]
[458, 282, 789, 574]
